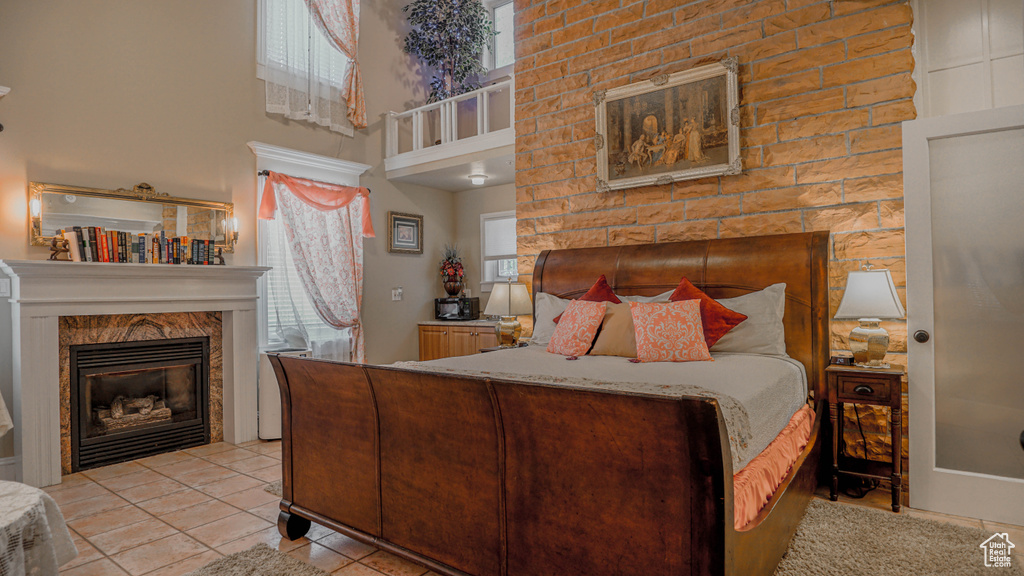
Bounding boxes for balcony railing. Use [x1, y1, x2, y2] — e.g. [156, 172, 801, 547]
[385, 77, 515, 161]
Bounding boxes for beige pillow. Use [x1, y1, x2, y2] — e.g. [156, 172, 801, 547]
[589, 302, 638, 357]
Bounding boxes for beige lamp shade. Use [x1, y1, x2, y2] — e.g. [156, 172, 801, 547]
[484, 281, 533, 317]
[834, 269, 905, 319]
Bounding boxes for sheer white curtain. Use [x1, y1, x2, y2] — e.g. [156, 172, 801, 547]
[260, 0, 353, 134]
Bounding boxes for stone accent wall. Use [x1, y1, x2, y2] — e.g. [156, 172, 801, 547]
[513, 0, 915, 484]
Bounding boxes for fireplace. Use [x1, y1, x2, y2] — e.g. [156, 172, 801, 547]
[70, 337, 211, 471]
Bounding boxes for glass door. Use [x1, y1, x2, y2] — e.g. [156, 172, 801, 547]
[904, 105, 1024, 524]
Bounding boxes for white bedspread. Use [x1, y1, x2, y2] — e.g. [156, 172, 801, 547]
[396, 346, 808, 471]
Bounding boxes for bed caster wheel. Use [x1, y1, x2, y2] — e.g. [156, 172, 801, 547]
[278, 510, 311, 540]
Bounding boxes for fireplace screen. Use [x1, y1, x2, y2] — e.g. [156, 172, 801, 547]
[71, 337, 210, 471]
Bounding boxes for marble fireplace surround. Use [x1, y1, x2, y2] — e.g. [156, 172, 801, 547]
[0, 260, 268, 487]
[58, 312, 225, 475]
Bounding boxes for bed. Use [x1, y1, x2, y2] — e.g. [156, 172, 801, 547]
[268, 231, 830, 576]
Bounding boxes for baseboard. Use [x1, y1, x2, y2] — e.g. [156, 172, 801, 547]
[0, 456, 20, 482]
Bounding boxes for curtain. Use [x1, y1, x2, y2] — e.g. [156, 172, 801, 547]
[264, 213, 353, 361]
[261, 0, 360, 133]
[304, 0, 366, 129]
[259, 171, 373, 362]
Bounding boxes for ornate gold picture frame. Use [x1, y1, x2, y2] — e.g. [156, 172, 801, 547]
[594, 57, 742, 191]
[29, 181, 236, 252]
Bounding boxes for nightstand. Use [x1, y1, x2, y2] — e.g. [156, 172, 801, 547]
[827, 363, 904, 512]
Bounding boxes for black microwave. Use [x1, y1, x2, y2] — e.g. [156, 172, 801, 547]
[434, 297, 480, 321]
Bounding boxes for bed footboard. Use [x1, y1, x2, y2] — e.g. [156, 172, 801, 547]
[270, 356, 738, 576]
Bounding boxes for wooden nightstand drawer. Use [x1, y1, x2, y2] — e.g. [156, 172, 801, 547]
[836, 377, 891, 403]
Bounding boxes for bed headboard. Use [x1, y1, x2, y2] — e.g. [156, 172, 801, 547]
[531, 231, 830, 402]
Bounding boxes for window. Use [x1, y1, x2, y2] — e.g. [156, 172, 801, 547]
[257, 0, 353, 135]
[250, 141, 371, 360]
[261, 213, 344, 351]
[481, 211, 518, 291]
[484, 0, 515, 72]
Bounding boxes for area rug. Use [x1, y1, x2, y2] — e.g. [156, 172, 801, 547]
[185, 543, 327, 576]
[775, 499, 1023, 575]
[265, 479, 282, 497]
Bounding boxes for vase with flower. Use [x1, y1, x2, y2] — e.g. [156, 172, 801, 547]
[440, 245, 465, 297]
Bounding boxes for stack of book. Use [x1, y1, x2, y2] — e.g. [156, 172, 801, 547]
[59, 226, 216, 265]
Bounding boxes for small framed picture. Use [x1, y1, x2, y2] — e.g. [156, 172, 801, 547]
[387, 211, 423, 254]
[595, 57, 742, 191]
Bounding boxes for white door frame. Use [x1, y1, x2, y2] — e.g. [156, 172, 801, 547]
[903, 104, 1024, 524]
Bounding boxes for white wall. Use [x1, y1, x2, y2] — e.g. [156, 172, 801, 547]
[913, 0, 1024, 116]
[0, 0, 515, 458]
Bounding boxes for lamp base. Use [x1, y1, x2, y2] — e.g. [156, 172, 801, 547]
[495, 315, 522, 348]
[849, 319, 890, 368]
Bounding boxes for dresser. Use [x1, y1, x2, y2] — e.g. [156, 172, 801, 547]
[418, 320, 499, 361]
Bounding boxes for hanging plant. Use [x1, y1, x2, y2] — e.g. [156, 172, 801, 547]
[403, 0, 495, 102]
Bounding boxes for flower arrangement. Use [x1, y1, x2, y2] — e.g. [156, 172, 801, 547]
[440, 244, 465, 280]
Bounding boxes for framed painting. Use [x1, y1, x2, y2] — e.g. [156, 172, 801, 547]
[595, 57, 741, 191]
[387, 211, 423, 254]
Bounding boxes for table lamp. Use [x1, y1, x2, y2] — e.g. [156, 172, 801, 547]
[484, 279, 533, 347]
[834, 265, 905, 368]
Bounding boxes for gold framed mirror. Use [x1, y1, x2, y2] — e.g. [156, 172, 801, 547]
[29, 182, 236, 253]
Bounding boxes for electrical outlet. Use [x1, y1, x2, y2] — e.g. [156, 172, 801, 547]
[391, 287, 403, 301]
[464, 288, 472, 298]
[0, 278, 9, 298]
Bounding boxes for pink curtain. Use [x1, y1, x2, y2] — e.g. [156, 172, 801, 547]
[259, 171, 373, 362]
[304, 0, 366, 129]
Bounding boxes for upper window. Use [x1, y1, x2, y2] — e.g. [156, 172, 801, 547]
[481, 211, 518, 291]
[257, 0, 354, 135]
[491, 1, 515, 70]
[259, 0, 350, 86]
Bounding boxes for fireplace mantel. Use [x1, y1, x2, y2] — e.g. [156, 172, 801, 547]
[0, 260, 269, 487]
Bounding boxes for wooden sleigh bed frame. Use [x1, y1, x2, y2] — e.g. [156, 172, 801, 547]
[269, 231, 830, 576]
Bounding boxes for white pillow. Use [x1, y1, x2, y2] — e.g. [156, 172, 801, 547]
[529, 292, 570, 346]
[710, 283, 788, 356]
[615, 290, 673, 303]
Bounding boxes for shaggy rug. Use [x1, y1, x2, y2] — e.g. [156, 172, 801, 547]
[775, 499, 1022, 575]
[265, 479, 282, 497]
[185, 543, 327, 576]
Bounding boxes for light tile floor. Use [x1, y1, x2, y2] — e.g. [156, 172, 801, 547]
[52, 441, 1024, 575]
[52, 441, 439, 576]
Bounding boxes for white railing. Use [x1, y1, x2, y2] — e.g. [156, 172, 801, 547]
[385, 76, 514, 159]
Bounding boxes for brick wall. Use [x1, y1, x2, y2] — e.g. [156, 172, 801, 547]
[513, 0, 916, 484]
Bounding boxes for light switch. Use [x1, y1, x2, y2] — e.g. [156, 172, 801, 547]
[464, 288, 472, 298]
[392, 287, 403, 301]
[0, 278, 9, 298]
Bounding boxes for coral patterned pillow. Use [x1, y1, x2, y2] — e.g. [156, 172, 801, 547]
[669, 277, 747, 348]
[547, 300, 608, 356]
[630, 300, 713, 363]
[553, 275, 621, 323]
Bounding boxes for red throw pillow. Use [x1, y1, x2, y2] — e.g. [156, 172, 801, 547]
[553, 275, 621, 323]
[668, 277, 747, 348]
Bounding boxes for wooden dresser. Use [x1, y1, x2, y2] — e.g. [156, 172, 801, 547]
[418, 320, 499, 361]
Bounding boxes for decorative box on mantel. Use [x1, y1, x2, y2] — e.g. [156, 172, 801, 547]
[0, 260, 269, 487]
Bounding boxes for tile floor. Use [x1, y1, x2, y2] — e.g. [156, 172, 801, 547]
[51, 440, 439, 576]
[51, 441, 1024, 576]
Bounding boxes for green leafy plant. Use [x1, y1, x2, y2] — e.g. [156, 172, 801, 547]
[403, 0, 494, 102]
